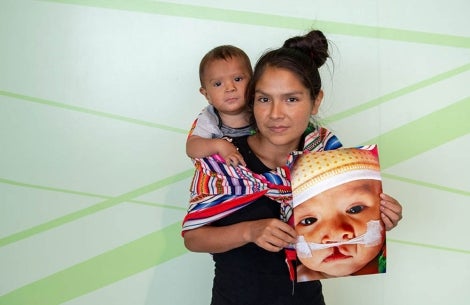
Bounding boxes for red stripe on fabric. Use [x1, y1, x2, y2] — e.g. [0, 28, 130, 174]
[183, 191, 267, 222]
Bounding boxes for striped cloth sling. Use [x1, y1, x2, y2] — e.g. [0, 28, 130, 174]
[182, 126, 342, 233]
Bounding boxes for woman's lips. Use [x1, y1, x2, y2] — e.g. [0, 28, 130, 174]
[322, 247, 352, 263]
[269, 125, 288, 133]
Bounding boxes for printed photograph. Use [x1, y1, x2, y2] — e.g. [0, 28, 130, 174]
[291, 145, 386, 281]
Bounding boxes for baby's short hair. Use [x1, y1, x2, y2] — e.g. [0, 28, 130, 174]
[199, 45, 252, 87]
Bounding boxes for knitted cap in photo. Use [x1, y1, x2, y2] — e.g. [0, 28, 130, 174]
[291, 145, 381, 208]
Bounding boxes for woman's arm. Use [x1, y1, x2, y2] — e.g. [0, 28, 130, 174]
[183, 218, 297, 253]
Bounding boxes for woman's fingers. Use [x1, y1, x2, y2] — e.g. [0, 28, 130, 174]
[380, 193, 403, 231]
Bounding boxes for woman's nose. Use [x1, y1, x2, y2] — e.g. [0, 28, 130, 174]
[269, 101, 284, 118]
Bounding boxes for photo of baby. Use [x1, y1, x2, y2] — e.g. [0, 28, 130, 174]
[291, 145, 386, 281]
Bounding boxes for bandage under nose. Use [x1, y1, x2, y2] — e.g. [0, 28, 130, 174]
[296, 220, 383, 258]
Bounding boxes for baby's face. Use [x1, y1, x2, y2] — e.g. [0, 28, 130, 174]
[294, 179, 384, 277]
[200, 57, 251, 115]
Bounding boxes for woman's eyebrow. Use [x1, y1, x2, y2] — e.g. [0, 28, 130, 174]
[254, 89, 269, 95]
[282, 91, 305, 97]
[255, 89, 306, 96]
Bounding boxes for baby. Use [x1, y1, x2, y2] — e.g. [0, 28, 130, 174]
[186, 45, 253, 166]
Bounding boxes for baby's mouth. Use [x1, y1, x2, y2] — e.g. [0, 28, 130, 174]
[323, 247, 352, 263]
[225, 96, 239, 103]
[294, 220, 383, 259]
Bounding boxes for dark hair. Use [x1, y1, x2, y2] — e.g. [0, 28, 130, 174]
[199, 45, 253, 87]
[246, 30, 330, 110]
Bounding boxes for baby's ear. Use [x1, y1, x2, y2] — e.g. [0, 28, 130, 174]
[199, 87, 211, 104]
[199, 87, 207, 97]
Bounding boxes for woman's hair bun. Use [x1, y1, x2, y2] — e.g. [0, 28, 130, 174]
[282, 30, 329, 67]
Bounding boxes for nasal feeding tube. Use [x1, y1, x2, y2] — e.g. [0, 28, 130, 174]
[295, 220, 383, 259]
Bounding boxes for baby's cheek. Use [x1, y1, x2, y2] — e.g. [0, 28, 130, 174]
[358, 244, 382, 263]
[299, 256, 321, 270]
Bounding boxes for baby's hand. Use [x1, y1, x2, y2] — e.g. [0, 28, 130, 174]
[223, 151, 246, 167]
[218, 139, 246, 167]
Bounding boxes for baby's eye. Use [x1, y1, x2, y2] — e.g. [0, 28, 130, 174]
[299, 217, 317, 226]
[213, 81, 222, 87]
[234, 76, 243, 82]
[347, 205, 365, 214]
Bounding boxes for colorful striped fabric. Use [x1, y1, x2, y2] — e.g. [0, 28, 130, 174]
[182, 126, 342, 233]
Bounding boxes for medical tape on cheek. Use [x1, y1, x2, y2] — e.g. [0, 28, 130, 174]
[295, 220, 383, 258]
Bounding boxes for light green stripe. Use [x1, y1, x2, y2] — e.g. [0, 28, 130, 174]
[0, 169, 194, 248]
[37, 0, 470, 48]
[0, 177, 187, 211]
[129, 198, 186, 210]
[382, 173, 470, 197]
[0, 90, 187, 134]
[326, 63, 470, 122]
[388, 238, 470, 255]
[364, 97, 470, 169]
[0, 177, 110, 199]
[0, 222, 188, 305]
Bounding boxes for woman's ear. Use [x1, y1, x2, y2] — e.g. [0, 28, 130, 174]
[311, 90, 323, 115]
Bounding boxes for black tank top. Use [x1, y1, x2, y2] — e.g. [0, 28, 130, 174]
[210, 136, 325, 305]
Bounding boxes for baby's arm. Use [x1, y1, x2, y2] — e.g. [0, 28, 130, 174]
[186, 135, 246, 166]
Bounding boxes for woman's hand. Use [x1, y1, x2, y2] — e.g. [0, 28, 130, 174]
[380, 193, 403, 231]
[245, 218, 297, 252]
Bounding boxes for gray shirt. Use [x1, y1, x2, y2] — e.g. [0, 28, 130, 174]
[191, 105, 253, 138]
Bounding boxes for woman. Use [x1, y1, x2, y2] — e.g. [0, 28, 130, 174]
[183, 29, 402, 305]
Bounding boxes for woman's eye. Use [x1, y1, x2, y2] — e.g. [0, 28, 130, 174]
[287, 97, 298, 103]
[256, 97, 269, 103]
[300, 217, 317, 226]
[347, 205, 365, 214]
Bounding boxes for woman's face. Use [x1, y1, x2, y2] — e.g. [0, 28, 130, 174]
[253, 67, 321, 149]
[294, 179, 384, 277]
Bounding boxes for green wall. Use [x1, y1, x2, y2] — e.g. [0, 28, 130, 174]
[1, 1, 469, 304]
